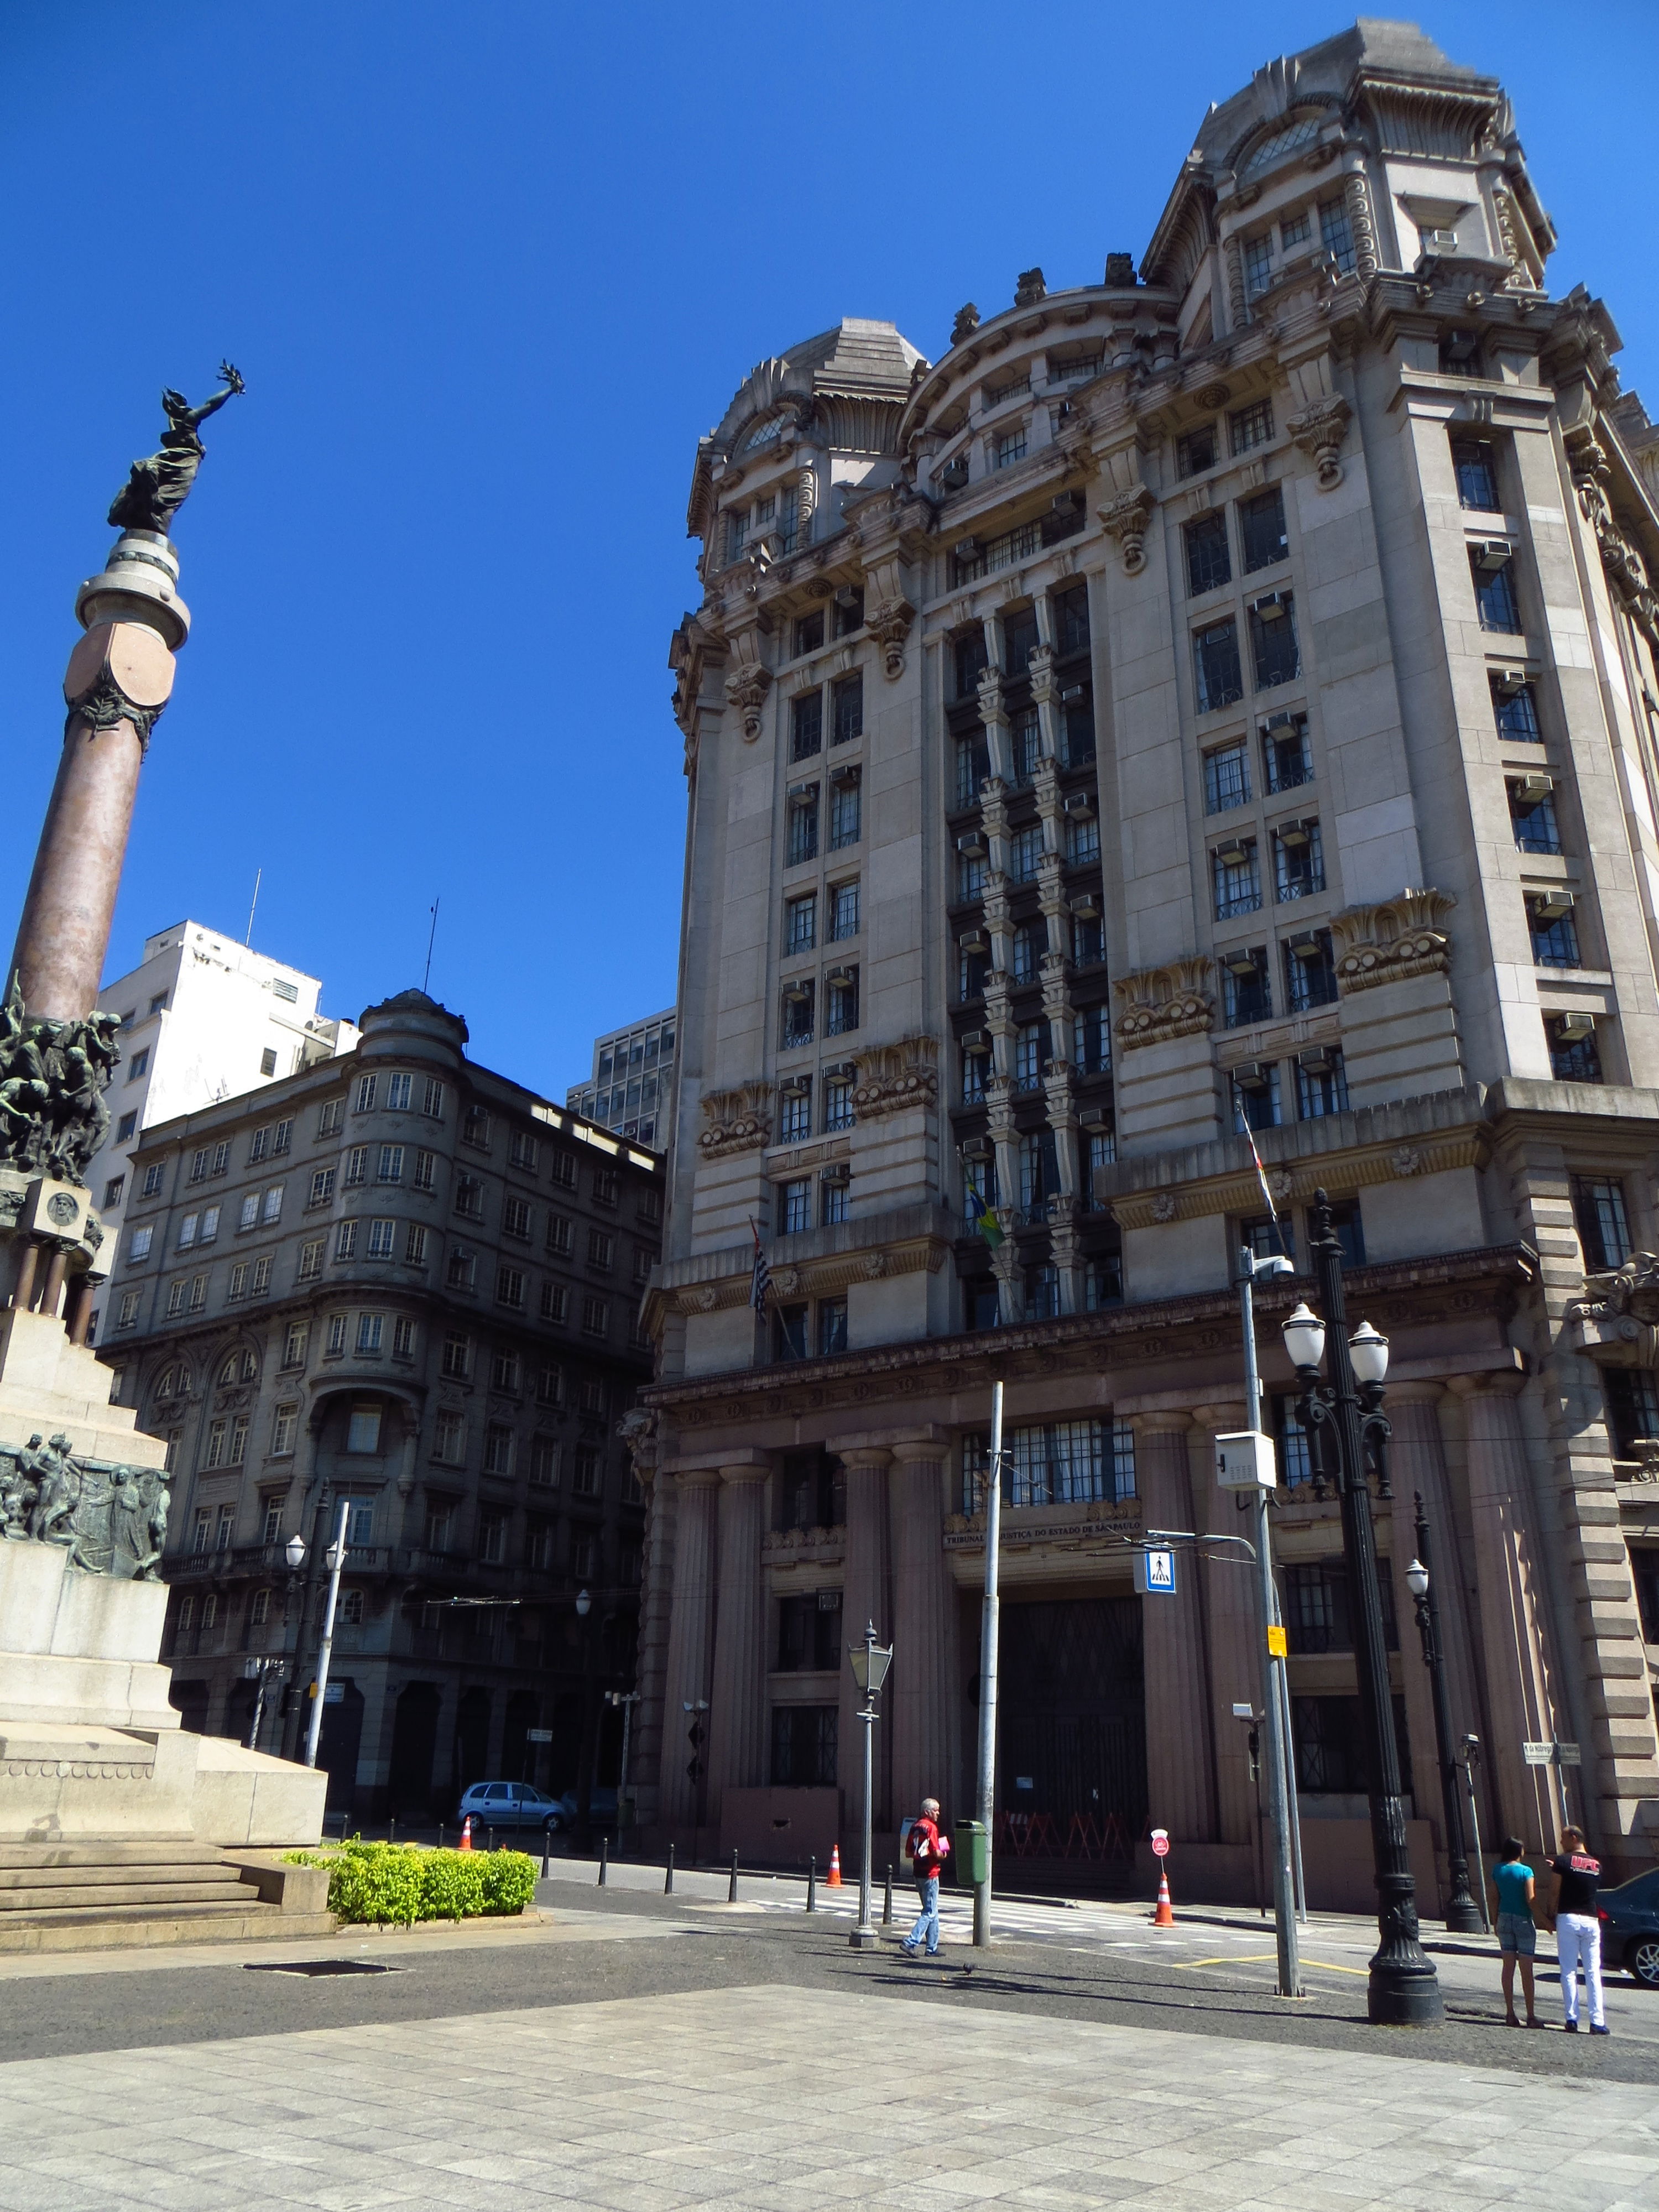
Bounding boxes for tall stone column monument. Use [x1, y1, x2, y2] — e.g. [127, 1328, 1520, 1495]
[0, 368, 325, 1857]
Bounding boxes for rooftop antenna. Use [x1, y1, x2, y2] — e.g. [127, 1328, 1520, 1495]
[244, 867, 262, 947]
[423, 897, 440, 994]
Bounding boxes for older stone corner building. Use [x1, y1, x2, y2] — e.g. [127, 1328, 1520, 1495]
[98, 989, 662, 1820]
[629, 18, 1659, 1903]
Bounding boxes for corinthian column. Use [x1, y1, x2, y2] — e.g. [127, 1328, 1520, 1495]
[1134, 1412, 1216, 1844]
[707, 1462, 770, 1812]
[1386, 1386, 1483, 1858]
[837, 1446, 893, 1831]
[659, 1468, 720, 1828]
[1192, 1404, 1255, 1848]
[889, 1437, 957, 1825]
[1451, 1376, 1562, 1845]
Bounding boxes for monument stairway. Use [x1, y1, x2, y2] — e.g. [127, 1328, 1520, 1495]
[0, 1839, 335, 1953]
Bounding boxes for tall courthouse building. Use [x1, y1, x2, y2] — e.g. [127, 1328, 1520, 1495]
[634, 20, 1659, 1898]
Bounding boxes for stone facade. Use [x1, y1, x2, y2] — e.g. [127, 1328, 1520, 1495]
[96, 989, 662, 1823]
[640, 22, 1659, 1895]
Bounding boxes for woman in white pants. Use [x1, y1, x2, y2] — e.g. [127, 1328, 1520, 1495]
[1545, 1825, 1609, 2034]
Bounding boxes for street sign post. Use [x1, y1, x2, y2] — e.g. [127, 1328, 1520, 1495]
[1150, 1828, 1170, 1859]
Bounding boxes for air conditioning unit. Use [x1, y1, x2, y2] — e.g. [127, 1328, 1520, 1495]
[779, 1076, 811, 1098]
[1276, 818, 1314, 848]
[826, 965, 855, 985]
[1053, 399, 1074, 421]
[1286, 931, 1323, 962]
[820, 1161, 850, 1185]
[1071, 892, 1102, 920]
[1061, 682, 1086, 703]
[1251, 591, 1289, 620]
[1262, 710, 1301, 733]
[956, 830, 989, 857]
[1531, 889, 1574, 921]
[1079, 1107, 1109, 1130]
[1051, 489, 1083, 516]
[1298, 1046, 1335, 1075]
[955, 536, 982, 560]
[959, 1030, 990, 1051]
[784, 981, 813, 1004]
[1233, 1061, 1271, 1091]
[940, 457, 970, 489]
[960, 1136, 993, 1162]
[1515, 773, 1554, 804]
[1554, 1013, 1595, 1041]
[1063, 792, 1096, 819]
[1421, 226, 1460, 252]
[1493, 666, 1531, 697]
[1472, 538, 1514, 570]
[825, 1061, 858, 1081]
[958, 930, 990, 954]
[788, 781, 817, 805]
[1214, 838, 1252, 867]
[833, 584, 860, 610]
[829, 762, 860, 786]
[1223, 949, 1262, 978]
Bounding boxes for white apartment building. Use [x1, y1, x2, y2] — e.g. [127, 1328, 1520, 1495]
[566, 1008, 677, 1153]
[88, 921, 358, 1329]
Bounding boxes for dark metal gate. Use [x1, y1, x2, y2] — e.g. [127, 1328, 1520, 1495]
[995, 1598, 1146, 1863]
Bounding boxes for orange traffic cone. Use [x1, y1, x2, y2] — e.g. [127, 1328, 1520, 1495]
[458, 1815, 473, 1851]
[827, 1844, 842, 1887]
[1152, 1866, 1174, 1927]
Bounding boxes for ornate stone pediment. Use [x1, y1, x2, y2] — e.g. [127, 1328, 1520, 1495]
[1113, 956, 1215, 1049]
[848, 1035, 939, 1119]
[1330, 888, 1455, 992]
[698, 1081, 772, 1159]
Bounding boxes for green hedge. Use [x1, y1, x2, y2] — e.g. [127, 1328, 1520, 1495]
[285, 1838, 538, 1926]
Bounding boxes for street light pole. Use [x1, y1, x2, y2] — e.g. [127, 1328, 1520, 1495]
[1283, 1187, 1443, 2028]
[973, 1378, 1004, 1949]
[1235, 1246, 1301, 1999]
[304, 1498, 351, 1770]
[606, 1687, 640, 1844]
[1459, 1734, 1490, 1933]
[848, 1621, 892, 1949]
[1405, 1503, 1484, 1933]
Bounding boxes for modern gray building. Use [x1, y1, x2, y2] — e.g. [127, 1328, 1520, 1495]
[634, 20, 1659, 1901]
[566, 1008, 677, 1154]
[99, 988, 663, 1822]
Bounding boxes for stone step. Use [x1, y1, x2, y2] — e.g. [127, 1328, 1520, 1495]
[0, 1877, 254, 1912]
[0, 1903, 337, 1957]
[0, 1840, 228, 1871]
[0, 1858, 246, 1893]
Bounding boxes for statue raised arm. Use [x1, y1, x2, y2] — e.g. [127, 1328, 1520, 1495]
[107, 362, 245, 536]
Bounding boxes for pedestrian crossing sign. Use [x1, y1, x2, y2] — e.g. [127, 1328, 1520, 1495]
[1134, 1547, 1176, 1595]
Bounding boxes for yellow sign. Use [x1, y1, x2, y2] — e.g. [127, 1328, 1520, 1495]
[1266, 1624, 1287, 1658]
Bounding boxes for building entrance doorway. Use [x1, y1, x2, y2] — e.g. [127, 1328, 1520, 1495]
[995, 1597, 1146, 1875]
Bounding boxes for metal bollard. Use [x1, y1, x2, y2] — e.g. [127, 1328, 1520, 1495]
[388, 1817, 396, 1848]
[541, 1831, 551, 1880]
[883, 1862, 893, 1926]
[487, 1827, 496, 1854]
[807, 1856, 817, 1913]
[599, 1836, 609, 1887]
[437, 1823, 445, 1850]
[729, 1849, 739, 1903]
[665, 1844, 675, 1895]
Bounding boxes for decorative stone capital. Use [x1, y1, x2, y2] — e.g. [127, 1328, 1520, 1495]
[723, 660, 771, 742]
[1113, 956, 1215, 1049]
[698, 1080, 772, 1158]
[1286, 394, 1353, 490]
[63, 622, 176, 753]
[867, 596, 915, 680]
[849, 1035, 938, 1120]
[1097, 485, 1156, 575]
[1330, 888, 1456, 993]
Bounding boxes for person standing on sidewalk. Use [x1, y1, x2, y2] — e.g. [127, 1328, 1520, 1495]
[1544, 1826, 1609, 2034]
[1490, 1838, 1541, 2028]
[900, 1797, 951, 1958]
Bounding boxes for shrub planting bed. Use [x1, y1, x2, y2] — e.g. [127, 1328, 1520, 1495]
[285, 1837, 538, 1926]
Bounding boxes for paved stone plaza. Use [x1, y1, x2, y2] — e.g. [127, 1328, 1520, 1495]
[3, 1974, 1656, 2212]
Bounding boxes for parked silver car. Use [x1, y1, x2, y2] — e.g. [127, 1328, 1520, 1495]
[456, 1781, 566, 1832]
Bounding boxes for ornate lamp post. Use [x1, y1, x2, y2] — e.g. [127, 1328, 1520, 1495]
[847, 1621, 893, 1950]
[1405, 1510, 1484, 1933]
[1281, 1188, 1443, 2026]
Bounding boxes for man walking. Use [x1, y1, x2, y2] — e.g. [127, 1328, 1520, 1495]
[900, 1797, 950, 1958]
[1544, 1825, 1609, 2034]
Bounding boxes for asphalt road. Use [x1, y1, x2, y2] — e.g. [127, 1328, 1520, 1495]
[1, 1873, 1653, 2089]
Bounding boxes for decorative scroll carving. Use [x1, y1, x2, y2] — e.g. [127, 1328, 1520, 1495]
[1286, 394, 1352, 490]
[0, 982, 121, 1185]
[1113, 956, 1215, 1049]
[1343, 166, 1379, 281]
[1566, 434, 1659, 652]
[796, 463, 817, 546]
[867, 596, 914, 680]
[1097, 486, 1156, 575]
[1330, 888, 1456, 992]
[697, 1081, 772, 1159]
[723, 660, 771, 742]
[1223, 236, 1248, 331]
[849, 1035, 938, 1120]
[1, 1434, 169, 1579]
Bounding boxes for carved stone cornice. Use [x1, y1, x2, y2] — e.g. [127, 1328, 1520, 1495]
[1564, 429, 1659, 652]
[1109, 1121, 1489, 1233]
[672, 1224, 950, 1317]
[1330, 888, 1457, 994]
[698, 1081, 773, 1160]
[1113, 956, 1215, 1050]
[849, 1035, 938, 1120]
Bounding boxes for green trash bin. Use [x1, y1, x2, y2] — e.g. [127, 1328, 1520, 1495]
[958, 1819, 990, 1887]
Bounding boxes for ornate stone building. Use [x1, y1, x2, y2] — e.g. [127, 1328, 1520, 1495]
[99, 989, 661, 1823]
[638, 20, 1659, 1899]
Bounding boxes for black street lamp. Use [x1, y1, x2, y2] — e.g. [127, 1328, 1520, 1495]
[1282, 1188, 1443, 2027]
[1405, 1504, 1485, 1934]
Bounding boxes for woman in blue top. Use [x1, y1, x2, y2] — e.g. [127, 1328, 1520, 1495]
[1492, 1836, 1540, 2027]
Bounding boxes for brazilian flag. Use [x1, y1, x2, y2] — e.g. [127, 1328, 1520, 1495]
[975, 1203, 1004, 1250]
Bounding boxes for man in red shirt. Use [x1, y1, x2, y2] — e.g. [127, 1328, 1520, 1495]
[901, 1797, 950, 1957]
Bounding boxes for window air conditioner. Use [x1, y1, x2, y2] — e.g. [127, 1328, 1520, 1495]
[1061, 683, 1086, 703]
[959, 931, 990, 954]
[1214, 839, 1251, 867]
[1472, 538, 1514, 570]
[960, 1137, 993, 1162]
[1515, 773, 1554, 804]
[1251, 591, 1289, 620]
[1276, 818, 1314, 848]
[1286, 931, 1323, 961]
[784, 982, 813, 1004]
[1554, 1013, 1595, 1041]
[825, 1061, 858, 1081]
[1063, 792, 1096, 819]
[820, 1162, 850, 1185]
[1079, 1107, 1109, 1130]
[788, 781, 817, 805]
[1223, 949, 1262, 977]
[780, 1076, 811, 1097]
[833, 585, 860, 610]
[1531, 889, 1574, 921]
[940, 457, 969, 489]
[1262, 710, 1300, 733]
[1051, 489, 1083, 515]
[1233, 1061, 1271, 1090]
[956, 830, 989, 857]
[955, 536, 982, 560]
[826, 966, 854, 986]
[1421, 227, 1460, 252]
[829, 762, 860, 786]
[1298, 1046, 1335, 1074]
[960, 1030, 990, 1052]
[1493, 667, 1530, 696]
[1071, 893, 1102, 920]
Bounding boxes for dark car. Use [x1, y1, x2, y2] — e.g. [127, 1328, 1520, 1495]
[1599, 1869, 1659, 1989]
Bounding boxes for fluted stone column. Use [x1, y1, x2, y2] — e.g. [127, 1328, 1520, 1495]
[889, 1438, 957, 1825]
[1192, 1404, 1256, 1848]
[658, 1468, 721, 1828]
[838, 1446, 893, 1832]
[1386, 1385, 1484, 1860]
[707, 1463, 770, 1818]
[1134, 1413, 1217, 1844]
[1452, 1376, 1563, 1845]
[631, 1468, 678, 1829]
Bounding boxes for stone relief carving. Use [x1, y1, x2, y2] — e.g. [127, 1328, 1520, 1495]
[0, 1434, 169, 1578]
[1567, 1253, 1659, 1371]
[1097, 486, 1156, 575]
[1329, 888, 1456, 993]
[697, 1081, 772, 1159]
[867, 597, 915, 679]
[0, 981, 122, 1186]
[848, 1036, 939, 1119]
[1342, 166, 1379, 281]
[1566, 434, 1659, 653]
[1113, 956, 1216, 1049]
[1391, 1146, 1422, 1177]
[617, 1406, 659, 1486]
[1286, 394, 1352, 489]
[69, 671, 166, 752]
[107, 363, 244, 536]
[723, 660, 771, 742]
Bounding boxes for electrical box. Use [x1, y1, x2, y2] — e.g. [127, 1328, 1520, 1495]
[1215, 1430, 1277, 1491]
[958, 1819, 990, 1886]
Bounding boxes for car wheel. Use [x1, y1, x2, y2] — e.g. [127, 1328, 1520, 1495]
[1627, 1936, 1659, 1991]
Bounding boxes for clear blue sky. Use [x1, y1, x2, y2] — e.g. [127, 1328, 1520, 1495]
[1, 4, 1651, 1102]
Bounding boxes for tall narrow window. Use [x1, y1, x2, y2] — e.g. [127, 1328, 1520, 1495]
[1572, 1177, 1632, 1272]
[788, 789, 819, 867]
[1452, 440, 1500, 511]
[829, 771, 861, 851]
[1184, 512, 1230, 596]
[791, 691, 823, 761]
